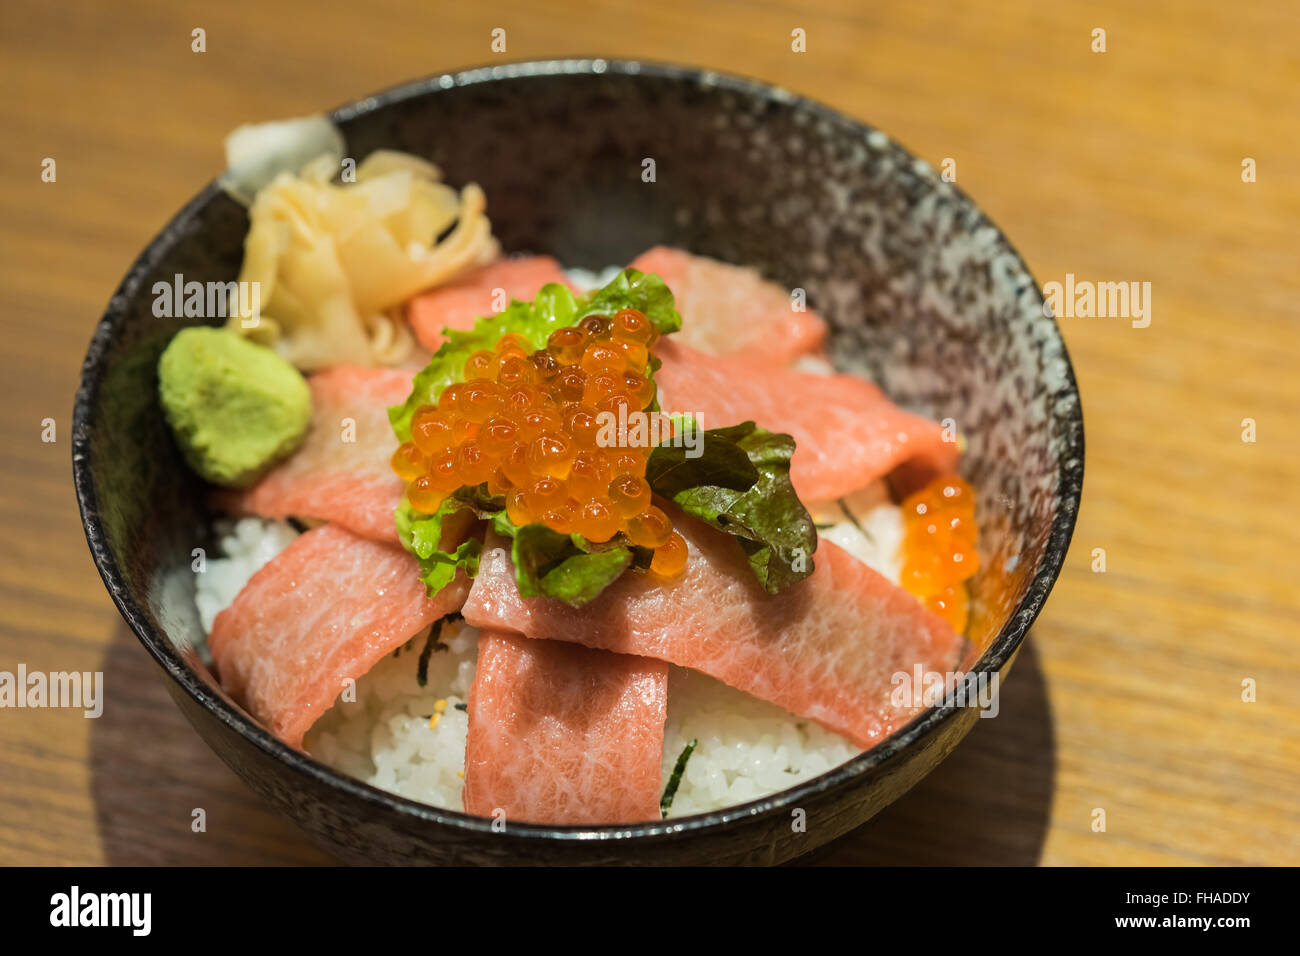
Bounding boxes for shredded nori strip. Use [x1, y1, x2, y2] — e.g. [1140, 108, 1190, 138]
[416, 621, 443, 687]
[660, 738, 698, 815]
[415, 613, 464, 686]
[837, 497, 875, 544]
[453, 702, 467, 712]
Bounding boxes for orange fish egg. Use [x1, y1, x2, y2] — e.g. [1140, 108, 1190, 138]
[542, 500, 580, 535]
[582, 371, 624, 406]
[562, 403, 602, 448]
[577, 314, 611, 338]
[425, 447, 462, 492]
[899, 475, 978, 632]
[454, 441, 494, 486]
[500, 442, 533, 486]
[568, 452, 610, 498]
[487, 467, 514, 498]
[580, 343, 627, 375]
[519, 407, 563, 442]
[505, 488, 532, 526]
[608, 474, 650, 517]
[497, 354, 534, 386]
[407, 474, 445, 514]
[546, 327, 588, 365]
[450, 417, 481, 445]
[391, 442, 425, 481]
[611, 308, 658, 346]
[577, 498, 621, 542]
[459, 381, 504, 423]
[625, 505, 672, 549]
[527, 432, 577, 480]
[622, 372, 656, 409]
[611, 339, 649, 371]
[530, 349, 562, 381]
[649, 531, 688, 578]
[496, 332, 532, 355]
[554, 366, 588, 403]
[464, 349, 497, 380]
[479, 417, 519, 456]
[410, 408, 453, 455]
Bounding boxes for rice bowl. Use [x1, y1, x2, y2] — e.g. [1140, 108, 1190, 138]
[76, 61, 1081, 868]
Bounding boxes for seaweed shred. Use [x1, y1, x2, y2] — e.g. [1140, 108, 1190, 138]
[415, 613, 461, 687]
[660, 738, 698, 815]
[837, 497, 875, 545]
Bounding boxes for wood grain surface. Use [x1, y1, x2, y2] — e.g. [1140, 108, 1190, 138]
[1, 0, 1296, 866]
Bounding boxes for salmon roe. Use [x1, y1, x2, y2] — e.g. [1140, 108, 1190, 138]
[392, 309, 688, 577]
[899, 476, 979, 633]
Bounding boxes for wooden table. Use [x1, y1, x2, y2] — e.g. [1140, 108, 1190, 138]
[2, 0, 1296, 866]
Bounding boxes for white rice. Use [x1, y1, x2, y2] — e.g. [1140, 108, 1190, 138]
[194, 517, 299, 634]
[200, 489, 901, 817]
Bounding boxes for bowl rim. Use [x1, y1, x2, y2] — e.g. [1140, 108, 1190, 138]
[72, 56, 1084, 846]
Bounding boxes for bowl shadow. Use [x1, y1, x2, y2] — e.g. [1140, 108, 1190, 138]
[790, 639, 1055, 866]
[89, 622, 335, 865]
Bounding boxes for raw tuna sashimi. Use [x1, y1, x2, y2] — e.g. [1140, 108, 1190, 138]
[210, 524, 468, 747]
[406, 255, 576, 352]
[463, 631, 668, 824]
[462, 517, 963, 750]
[654, 338, 958, 501]
[215, 365, 409, 544]
[629, 246, 828, 364]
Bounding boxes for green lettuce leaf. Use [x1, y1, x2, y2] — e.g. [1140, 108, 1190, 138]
[509, 523, 635, 605]
[644, 418, 759, 499]
[398, 483, 644, 606]
[395, 495, 482, 596]
[646, 421, 817, 593]
[579, 268, 683, 336]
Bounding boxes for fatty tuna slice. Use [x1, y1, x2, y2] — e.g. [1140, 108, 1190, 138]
[463, 631, 668, 824]
[216, 365, 409, 544]
[463, 518, 963, 750]
[628, 246, 829, 364]
[406, 255, 576, 351]
[209, 523, 468, 747]
[654, 338, 959, 501]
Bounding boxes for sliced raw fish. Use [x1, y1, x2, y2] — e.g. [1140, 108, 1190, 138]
[654, 338, 958, 501]
[463, 631, 668, 824]
[210, 523, 468, 748]
[629, 246, 828, 363]
[406, 255, 576, 351]
[463, 518, 963, 750]
[216, 365, 410, 544]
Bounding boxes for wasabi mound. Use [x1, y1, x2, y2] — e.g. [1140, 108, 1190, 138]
[158, 327, 311, 488]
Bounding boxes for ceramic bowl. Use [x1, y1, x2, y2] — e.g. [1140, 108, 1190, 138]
[73, 59, 1083, 865]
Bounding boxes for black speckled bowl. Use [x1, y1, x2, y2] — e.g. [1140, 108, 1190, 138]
[73, 59, 1082, 865]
